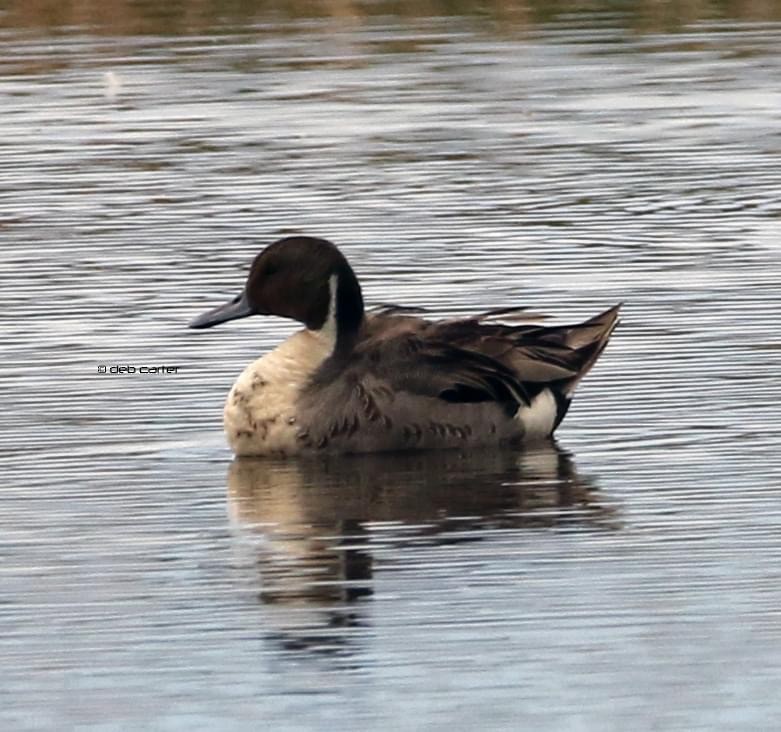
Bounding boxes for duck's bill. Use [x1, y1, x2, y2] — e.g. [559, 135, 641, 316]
[189, 291, 253, 329]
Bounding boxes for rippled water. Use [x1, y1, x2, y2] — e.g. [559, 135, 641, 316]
[2, 6, 781, 730]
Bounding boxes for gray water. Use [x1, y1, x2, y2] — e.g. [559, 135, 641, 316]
[2, 5, 781, 730]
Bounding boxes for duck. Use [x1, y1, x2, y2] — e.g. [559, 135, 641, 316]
[190, 236, 619, 457]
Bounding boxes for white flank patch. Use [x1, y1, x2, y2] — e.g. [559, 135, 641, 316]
[516, 388, 557, 440]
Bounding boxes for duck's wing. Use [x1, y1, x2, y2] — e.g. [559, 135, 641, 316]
[297, 306, 619, 450]
[334, 304, 620, 407]
[365, 334, 533, 410]
[304, 307, 618, 414]
[296, 317, 536, 451]
[431, 304, 621, 398]
[307, 313, 533, 414]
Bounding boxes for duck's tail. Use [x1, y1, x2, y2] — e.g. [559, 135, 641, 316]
[424, 302, 620, 434]
[558, 304, 621, 398]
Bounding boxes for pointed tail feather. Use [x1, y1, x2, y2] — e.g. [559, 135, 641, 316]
[560, 304, 621, 397]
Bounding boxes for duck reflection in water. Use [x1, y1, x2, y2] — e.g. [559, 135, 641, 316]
[227, 442, 618, 657]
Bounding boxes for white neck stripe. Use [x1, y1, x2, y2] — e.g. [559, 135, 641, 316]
[311, 273, 339, 354]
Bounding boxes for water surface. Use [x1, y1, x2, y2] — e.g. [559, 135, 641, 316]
[2, 4, 781, 730]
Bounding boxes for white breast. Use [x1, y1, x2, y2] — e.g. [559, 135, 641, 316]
[223, 328, 334, 456]
[516, 388, 558, 441]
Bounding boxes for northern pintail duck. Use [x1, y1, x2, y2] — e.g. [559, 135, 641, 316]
[190, 236, 619, 457]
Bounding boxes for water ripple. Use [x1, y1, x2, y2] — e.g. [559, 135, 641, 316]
[2, 12, 781, 732]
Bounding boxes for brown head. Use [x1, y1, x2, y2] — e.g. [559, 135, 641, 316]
[189, 236, 365, 350]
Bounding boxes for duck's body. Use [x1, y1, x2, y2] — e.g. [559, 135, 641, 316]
[191, 236, 619, 457]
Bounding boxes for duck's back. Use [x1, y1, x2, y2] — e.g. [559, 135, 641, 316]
[287, 305, 618, 455]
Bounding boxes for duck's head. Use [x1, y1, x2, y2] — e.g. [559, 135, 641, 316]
[189, 236, 365, 349]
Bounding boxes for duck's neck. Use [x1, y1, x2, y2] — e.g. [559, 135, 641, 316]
[312, 266, 364, 355]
